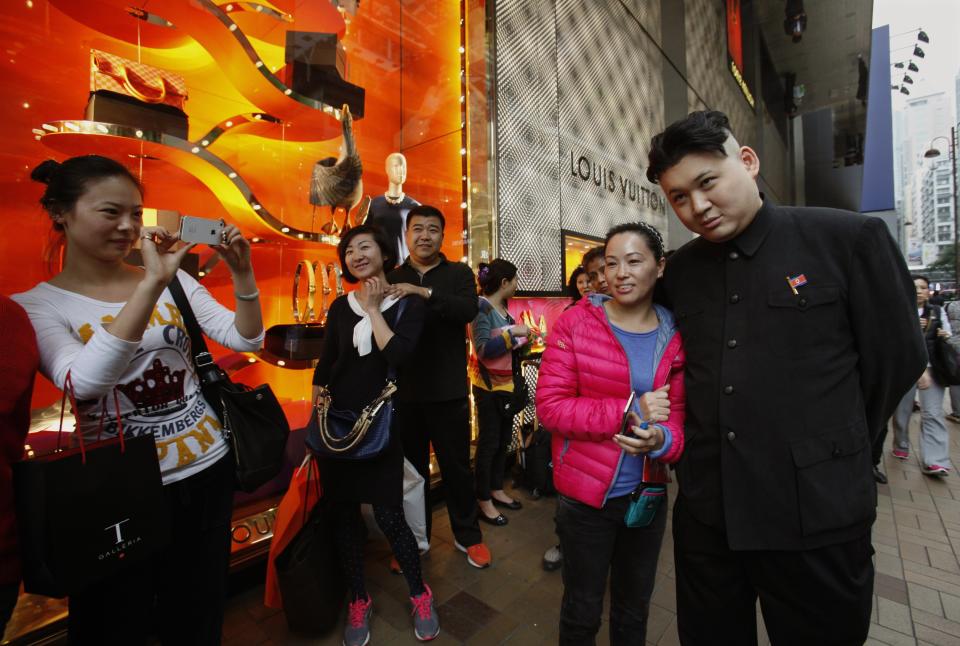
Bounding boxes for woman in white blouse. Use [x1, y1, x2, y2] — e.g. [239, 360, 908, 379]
[12, 155, 264, 645]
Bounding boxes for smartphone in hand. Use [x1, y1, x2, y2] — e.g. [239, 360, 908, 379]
[619, 391, 638, 436]
[179, 215, 225, 245]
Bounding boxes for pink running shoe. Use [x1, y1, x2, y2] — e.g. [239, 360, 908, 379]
[343, 596, 372, 646]
[922, 464, 950, 477]
[410, 584, 440, 641]
[892, 448, 909, 460]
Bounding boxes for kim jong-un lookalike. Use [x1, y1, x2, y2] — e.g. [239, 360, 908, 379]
[644, 110, 925, 646]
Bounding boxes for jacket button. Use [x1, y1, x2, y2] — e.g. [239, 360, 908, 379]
[729, 251, 740, 260]
[723, 385, 734, 395]
[799, 298, 808, 307]
[727, 431, 736, 442]
[730, 294, 741, 304]
[727, 339, 738, 348]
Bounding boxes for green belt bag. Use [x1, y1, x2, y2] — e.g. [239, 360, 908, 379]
[624, 455, 669, 528]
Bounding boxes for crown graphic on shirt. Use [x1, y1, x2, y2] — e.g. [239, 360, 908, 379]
[118, 359, 187, 411]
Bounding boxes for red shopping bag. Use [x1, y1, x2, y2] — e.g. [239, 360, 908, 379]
[264, 456, 322, 609]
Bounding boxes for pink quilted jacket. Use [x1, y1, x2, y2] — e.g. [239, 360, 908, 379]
[535, 295, 686, 508]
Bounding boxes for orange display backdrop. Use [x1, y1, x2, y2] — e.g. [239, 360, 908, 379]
[0, 0, 466, 411]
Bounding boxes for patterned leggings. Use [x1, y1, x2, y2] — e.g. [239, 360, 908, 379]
[332, 503, 425, 600]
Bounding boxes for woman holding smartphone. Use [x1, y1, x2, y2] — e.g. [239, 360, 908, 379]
[536, 221, 686, 645]
[12, 155, 264, 645]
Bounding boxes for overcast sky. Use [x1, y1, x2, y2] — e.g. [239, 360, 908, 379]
[873, 0, 960, 118]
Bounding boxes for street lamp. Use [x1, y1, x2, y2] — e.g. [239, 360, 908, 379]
[925, 127, 959, 291]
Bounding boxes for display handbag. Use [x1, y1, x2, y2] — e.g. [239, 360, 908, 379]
[87, 49, 190, 138]
[168, 277, 290, 493]
[12, 374, 169, 597]
[624, 456, 670, 528]
[306, 299, 407, 460]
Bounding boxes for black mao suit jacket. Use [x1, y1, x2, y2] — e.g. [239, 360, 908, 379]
[661, 200, 926, 551]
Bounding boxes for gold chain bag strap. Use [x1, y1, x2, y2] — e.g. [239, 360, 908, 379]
[306, 298, 408, 459]
[313, 381, 397, 454]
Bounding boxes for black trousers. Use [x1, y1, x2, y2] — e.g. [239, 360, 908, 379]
[68, 455, 235, 646]
[555, 493, 666, 646]
[397, 398, 482, 547]
[473, 387, 514, 502]
[673, 498, 874, 646]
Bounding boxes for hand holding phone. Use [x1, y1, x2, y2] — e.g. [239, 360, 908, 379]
[179, 215, 226, 246]
[639, 385, 670, 424]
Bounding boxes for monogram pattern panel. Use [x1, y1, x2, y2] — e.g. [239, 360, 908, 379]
[619, 0, 662, 44]
[496, 0, 667, 292]
[494, 0, 562, 292]
[557, 0, 667, 243]
[684, 0, 754, 143]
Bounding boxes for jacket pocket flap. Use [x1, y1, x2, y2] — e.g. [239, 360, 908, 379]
[768, 286, 839, 310]
[790, 427, 867, 469]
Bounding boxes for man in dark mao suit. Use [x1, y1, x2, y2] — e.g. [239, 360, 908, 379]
[648, 111, 926, 646]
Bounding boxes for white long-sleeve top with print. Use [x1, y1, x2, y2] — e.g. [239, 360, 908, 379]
[12, 269, 264, 484]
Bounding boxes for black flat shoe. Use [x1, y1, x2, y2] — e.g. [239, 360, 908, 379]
[478, 507, 509, 526]
[873, 466, 888, 485]
[492, 498, 523, 510]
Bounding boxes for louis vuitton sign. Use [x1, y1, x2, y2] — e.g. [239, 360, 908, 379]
[567, 151, 666, 215]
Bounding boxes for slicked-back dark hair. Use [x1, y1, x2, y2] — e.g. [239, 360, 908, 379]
[338, 224, 397, 283]
[646, 110, 734, 184]
[912, 274, 931, 286]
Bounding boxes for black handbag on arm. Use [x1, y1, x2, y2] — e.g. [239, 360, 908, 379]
[930, 309, 960, 385]
[168, 276, 290, 492]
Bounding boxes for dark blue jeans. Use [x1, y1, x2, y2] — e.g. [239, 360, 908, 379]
[556, 491, 667, 645]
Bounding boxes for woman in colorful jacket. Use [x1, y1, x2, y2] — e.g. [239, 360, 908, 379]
[469, 259, 529, 525]
[536, 221, 685, 645]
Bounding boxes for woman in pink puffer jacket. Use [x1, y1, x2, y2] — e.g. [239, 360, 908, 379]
[536, 222, 685, 645]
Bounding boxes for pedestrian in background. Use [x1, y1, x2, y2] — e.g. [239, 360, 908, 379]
[944, 298, 960, 424]
[582, 246, 609, 295]
[890, 275, 954, 476]
[470, 259, 528, 526]
[566, 265, 590, 309]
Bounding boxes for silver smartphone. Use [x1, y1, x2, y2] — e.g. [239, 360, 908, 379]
[619, 391, 638, 436]
[179, 215, 225, 245]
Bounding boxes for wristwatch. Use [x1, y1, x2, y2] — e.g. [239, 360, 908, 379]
[425, 286, 434, 299]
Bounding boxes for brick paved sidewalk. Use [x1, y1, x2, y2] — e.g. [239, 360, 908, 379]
[222, 414, 960, 645]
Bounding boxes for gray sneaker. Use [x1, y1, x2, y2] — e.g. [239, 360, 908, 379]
[410, 584, 440, 641]
[543, 544, 562, 571]
[343, 596, 372, 646]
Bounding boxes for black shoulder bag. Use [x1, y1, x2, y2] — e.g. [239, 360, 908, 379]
[928, 305, 960, 385]
[168, 276, 290, 492]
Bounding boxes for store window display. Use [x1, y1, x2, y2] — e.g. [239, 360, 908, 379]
[365, 153, 420, 262]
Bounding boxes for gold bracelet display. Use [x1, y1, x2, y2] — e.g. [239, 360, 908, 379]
[292, 260, 317, 322]
[326, 262, 344, 298]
